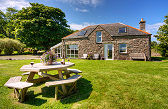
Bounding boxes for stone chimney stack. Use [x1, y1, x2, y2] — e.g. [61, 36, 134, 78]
[139, 18, 146, 31]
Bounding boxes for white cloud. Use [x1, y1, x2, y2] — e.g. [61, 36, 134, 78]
[0, 0, 30, 12]
[91, 0, 101, 6]
[75, 8, 88, 12]
[56, 0, 102, 7]
[146, 22, 165, 35]
[69, 22, 96, 30]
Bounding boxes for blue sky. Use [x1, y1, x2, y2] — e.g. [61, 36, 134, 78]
[0, 0, 168, 41]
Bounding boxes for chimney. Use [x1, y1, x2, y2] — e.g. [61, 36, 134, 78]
[139, 18, 146, 31]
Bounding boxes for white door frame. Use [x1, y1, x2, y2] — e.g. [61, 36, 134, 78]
[104, 44, 114, 60]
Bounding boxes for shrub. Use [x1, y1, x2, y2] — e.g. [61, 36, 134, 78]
[3, 38, 15, 55]
[13, 40, 26, 54]
[0, 39, 4, 54]
[0, 38, 26, 55]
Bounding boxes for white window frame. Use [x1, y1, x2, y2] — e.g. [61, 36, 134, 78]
[55, 47, 62, 58]
[96, 31, 102, 43]
[119, 43, 127, 53]
[66, 45, 78, 58]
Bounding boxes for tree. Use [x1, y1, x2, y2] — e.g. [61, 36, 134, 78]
[13, 3, 73, 50]
[6, 8, 18, 20]
[0, 8, 18, 38]
[0, 10, 6, 37]
[151, 41, 158, 49]
[151, 41, 159, 54]
[155, 15, 168, 57]
[5, 8, 18, 39]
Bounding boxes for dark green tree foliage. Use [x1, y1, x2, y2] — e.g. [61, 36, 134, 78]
[155, 15, 168, 57]
[0, 8, 18, 38]
[5, 8, 18, 38]
[13, 3, 72, 50]
[0, 10, 6, 37]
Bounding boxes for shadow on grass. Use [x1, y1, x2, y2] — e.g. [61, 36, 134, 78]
[23, 78, 92, 105]
[23, 91, 47, 106]
[41, 78, 93, 104]
[151, 57, 168, 61]
[41, 87, 55, 98]
[60, 78, 93, 104]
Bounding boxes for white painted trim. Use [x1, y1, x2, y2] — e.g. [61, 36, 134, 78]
[119, 43, 127, 53]
[66, 45, 78, 58]
[104, 44, 114, 60]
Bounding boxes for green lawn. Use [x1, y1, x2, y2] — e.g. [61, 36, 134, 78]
[1, 59, 168, 109]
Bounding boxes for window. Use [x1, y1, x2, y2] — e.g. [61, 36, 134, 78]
[119, 27, 127, 33]
[119, 44, 127, 53]
[78, 30, 87, 36]
[66, 45, 78, 58]
[96, 31, 102, 43]
[55, 47, 62, 58]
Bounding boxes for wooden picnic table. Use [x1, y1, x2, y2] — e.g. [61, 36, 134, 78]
[20, 62, 75, 95]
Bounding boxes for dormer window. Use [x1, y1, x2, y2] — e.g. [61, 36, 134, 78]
[119, 27, 127, 33]
[96, 31, 102, 43]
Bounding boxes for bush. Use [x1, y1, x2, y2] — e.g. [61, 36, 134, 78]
[3, 38, 15, 55]
[13, 40, 26, 54]
[0, 39, 4, 54]
[157, 43, 168, 57]
[0, 38, 26, 55]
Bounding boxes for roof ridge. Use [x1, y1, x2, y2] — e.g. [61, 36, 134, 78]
[89, 23, 120, 27]
[119, 23, 151, 34]
[63, 22, 151, 39]
[63, 23, 118, 39]
[98, 25, 113, 36]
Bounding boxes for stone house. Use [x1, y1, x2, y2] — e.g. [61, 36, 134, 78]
[51, 19, 151, 60]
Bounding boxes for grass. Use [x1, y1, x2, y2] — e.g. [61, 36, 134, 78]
[1, 59, 168, 108]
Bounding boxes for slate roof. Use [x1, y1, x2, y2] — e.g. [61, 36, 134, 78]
[63, 23, 151, 39]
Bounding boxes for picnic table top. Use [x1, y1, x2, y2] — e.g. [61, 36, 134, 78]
[20, 62, 75, 72]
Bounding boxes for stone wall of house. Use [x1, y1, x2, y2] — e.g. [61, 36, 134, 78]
[63, 25, 151, 60]
[112, 36, 151, 60]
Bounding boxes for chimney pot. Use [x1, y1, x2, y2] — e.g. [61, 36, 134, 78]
[139, 18, 146, 31]
[141, 18, 143, 21]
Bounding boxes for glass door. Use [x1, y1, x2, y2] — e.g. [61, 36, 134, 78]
[104, 44, 113, 60]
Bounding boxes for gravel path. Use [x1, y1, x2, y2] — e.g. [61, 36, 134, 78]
[0, 55, 41, 60]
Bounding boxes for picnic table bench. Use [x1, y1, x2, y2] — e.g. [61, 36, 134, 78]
[63, 68, 82, 78]
[45, 75, 82, 100]
[4, 76, 33, 102]
[4, 76, 22, 86]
